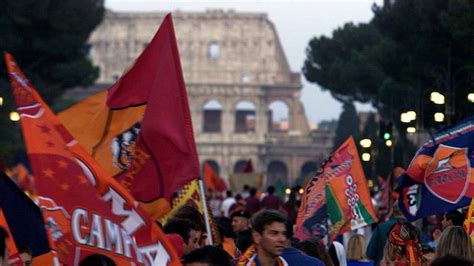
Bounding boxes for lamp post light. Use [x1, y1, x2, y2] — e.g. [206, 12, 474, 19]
[0, 97, 3, 106]
[430, 92, 445, 104]
[362, 153, 371, 162]
[360, 139, 372, 148]
[9, 111, 20, 121]
[406, 127, 416, 134]
[385, 139, 393, 147]
[468, 93, 474, 103]
[434, 112, 445, 122]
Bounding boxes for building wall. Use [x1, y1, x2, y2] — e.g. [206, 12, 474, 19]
[85, 9, 334, 188]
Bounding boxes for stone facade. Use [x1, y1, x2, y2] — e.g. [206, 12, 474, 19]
[84, 9, 334, 187]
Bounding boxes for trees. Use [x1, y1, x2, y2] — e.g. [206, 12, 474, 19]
[304, 0, 474, 129]
[304, 0, 474, 167]
[333, 102, 360, 150]
[0, 0, 105, 163]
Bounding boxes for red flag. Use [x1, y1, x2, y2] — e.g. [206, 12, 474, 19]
[204, 162, 227, 192]
[5, 53, 180, 265]
[107, 14, 200, 214]
[242, 159, 253, 173]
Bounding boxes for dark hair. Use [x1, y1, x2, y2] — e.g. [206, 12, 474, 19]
[267, 186, 275, 194]
[216, 217, 234, 239]
[235, 193, 242, 201]
[250, 187, 257, 196]
[296, 239, 334, 266]
[0, 227, 9, 258]
[182, 246, 232, 266]
[79, 254, 116, 266]
[251, 209, 287, 234]
[173, 205, 205, 232]
[445, 210, 464, 226]
[236, 230, 253, 253]
[164, 218, 197, 244]
[17, 245, 32, 255]
[226, 190, 233, 198]
[430, 254, 473, 266]
[243, 184, 250, 191]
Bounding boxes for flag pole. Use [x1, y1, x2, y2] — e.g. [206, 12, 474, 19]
[198, 179, 213, 245]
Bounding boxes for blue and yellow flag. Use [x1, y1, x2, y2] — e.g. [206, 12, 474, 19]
[398, 116, 474, 221]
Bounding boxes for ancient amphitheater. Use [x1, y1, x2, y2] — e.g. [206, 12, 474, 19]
[71, 9, 334, 187]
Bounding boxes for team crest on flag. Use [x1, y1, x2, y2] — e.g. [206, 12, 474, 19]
[424, 145, 470, 204]
[398, 116, 474, 221]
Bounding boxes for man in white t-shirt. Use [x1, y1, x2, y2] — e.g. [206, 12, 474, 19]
[220, 190, 236, 217]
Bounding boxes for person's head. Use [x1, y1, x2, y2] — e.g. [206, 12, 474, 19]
[18, 246, 32, 266]
[235, 193, 242, 201]
[441, 210, 464, 229]
[182, 246, 232, 266]
[250, 187, 257, 197]
[436, 225, 473, 260]
[296, 239, 333, 266]
[267, 186, 275, 195]
[79, 254, 116, 266]
[251, 209, 287, 258]
[430, 254, 473, 266]
[235, 230, 253, 253]
[164, 218, 200, 255]
[226, 190, 233, 198]
[243, 185, 250, 191]
[347, 234, 367, 261]
[382, 222, 424, 265]
[173, 205, 206, 245]
[231, 210, 250, 233]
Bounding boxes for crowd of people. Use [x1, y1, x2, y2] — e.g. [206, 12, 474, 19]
[1, 184, 473, 266]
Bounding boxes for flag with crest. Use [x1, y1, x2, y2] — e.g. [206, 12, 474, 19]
[398, 116, 474, 221]
[295, 136, 377, 242]
[59, 14, 200, 223]
[5, 53, 180, 266]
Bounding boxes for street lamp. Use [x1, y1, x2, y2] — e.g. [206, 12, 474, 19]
[406, 111, 416, 121]
[400, 111, 416, 123]
[406, 127, 416, 134]
[434, 112, 445, 122]
[362, 153, 371, 162]
[9, 112, 20, 121]
[468, 93, 474, 103]
[285, 188, 291, 195]
[430, 92, 445, 104]
[360, 139, 372, 148]
[385, 140, 393, 147]
[0, 97, 3, 106]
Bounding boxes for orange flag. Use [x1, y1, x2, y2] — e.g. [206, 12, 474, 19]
[295, 136, 377, 243]
[204, 162, 227, 192]
[5, 53, 180, 265]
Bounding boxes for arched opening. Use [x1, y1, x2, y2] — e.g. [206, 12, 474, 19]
[203, 100, 222, 133]
[267, 101, 289, 132]
[234, 160, 248, 173]
[296, 161, 318, 186]
[235, 101, 256, 133]
[266, 161, 288, 186]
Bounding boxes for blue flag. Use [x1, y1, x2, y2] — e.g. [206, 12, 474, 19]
[398, 116, 474, 221]
[0, 171, 50, 257]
